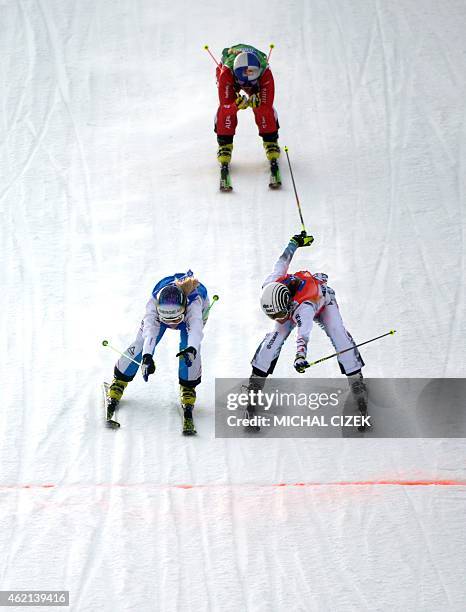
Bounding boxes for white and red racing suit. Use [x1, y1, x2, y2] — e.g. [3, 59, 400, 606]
[252, 241, 364, 376]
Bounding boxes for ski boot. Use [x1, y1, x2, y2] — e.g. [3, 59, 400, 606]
[108, 378, 128, 401]
[243, 404, 260, 433]
[263, 140, 281, 161]
[217, 143, 233, 165]
[263, 139, 281, 188]
[217, 143, 233, 192]
[242, 373, 266, 433]
[348, 372, 368, 431]
[105, 378, 128, 428]
[180, 385, 197, 436]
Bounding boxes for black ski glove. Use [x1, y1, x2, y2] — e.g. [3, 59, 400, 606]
[141, 354, 156, 382]
[176, 346, 197, 367]
[291, 231, 314, 248]
[294, 354, 311, 374]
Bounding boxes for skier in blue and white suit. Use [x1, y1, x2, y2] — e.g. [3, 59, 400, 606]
[107, 271, 210, 416]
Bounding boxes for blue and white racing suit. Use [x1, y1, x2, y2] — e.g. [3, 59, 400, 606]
[114, 271, 209, 387]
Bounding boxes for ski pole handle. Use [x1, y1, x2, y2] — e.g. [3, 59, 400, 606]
[308, 330, 397, 367]
[284, 146, 307, 234]
[267, 43, 275, 62]
[204, 45, 219, 66]
[102, 340, 142, 367]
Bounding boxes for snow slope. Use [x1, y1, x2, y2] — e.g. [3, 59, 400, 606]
[1, 0, 466, 610]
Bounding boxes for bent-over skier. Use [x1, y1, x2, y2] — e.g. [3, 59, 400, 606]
[247, 233, 367, 424]
[106, 271, 210, 434]
[215, 44, 281, 188]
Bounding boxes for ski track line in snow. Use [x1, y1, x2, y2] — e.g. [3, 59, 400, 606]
[0, 2, 35, 149]
[400, 484, 455, 609]
[1, 479, 465, 492]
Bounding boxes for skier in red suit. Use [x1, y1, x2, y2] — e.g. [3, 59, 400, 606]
[215, 44, 280, 166]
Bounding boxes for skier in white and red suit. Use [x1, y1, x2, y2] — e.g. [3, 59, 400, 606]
[215, 44, 280, 165]
[250, 232, 367, 400]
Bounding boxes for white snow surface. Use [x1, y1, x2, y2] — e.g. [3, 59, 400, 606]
[1, 0, 466, 610]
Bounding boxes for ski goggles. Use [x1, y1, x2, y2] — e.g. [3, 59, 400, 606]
[268, 308, 290, 321]
[236, 69, 259, 84]
[159, 313, 185, 326]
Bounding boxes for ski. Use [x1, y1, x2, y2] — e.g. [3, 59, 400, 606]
[220, 163, 233, 192]
[181, 406, 197, 436]
[102, 382, 121, 429]
[269, 159, 282, 189]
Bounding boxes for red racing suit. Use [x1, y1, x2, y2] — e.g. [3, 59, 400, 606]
[215, 64, 279, 137]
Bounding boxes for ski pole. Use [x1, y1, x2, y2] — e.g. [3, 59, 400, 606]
[203, 294, 219, 318]
[204, 45, 219, 67]
[284, 146, 307, 234]
[267, 43, 275, 62]
[308, 330, 397, 367]
[102, 340, 141, 367]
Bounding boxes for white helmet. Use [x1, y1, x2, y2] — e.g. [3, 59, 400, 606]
[260, 282, 291, 319]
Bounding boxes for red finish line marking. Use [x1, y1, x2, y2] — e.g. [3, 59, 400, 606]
[1, 480, 466, 491]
